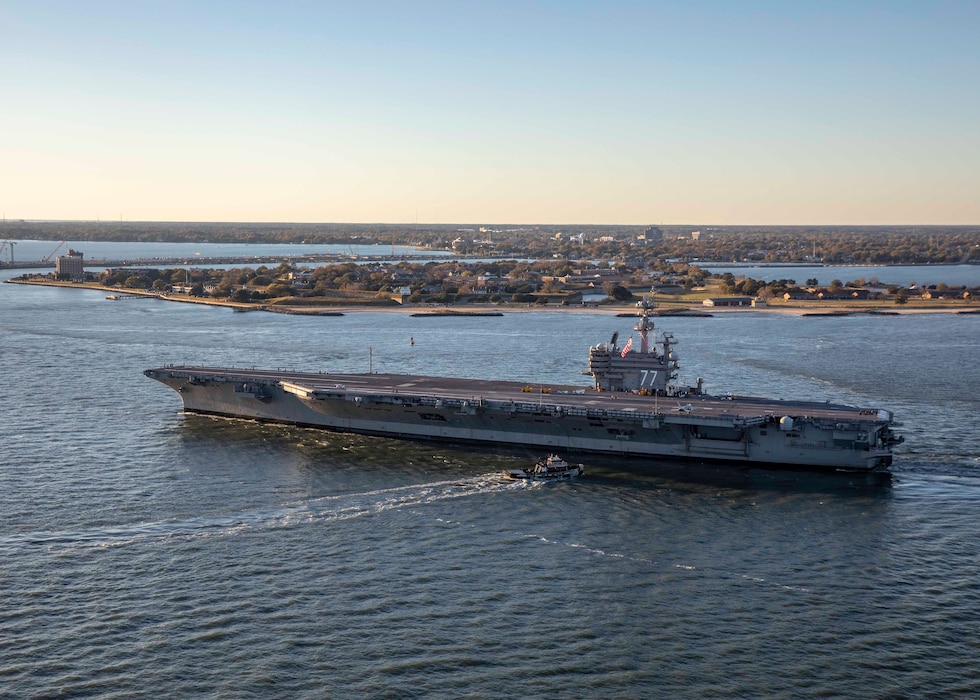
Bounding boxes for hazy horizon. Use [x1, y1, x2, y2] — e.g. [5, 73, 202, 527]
[4, 219, 979, 229]
[3, 1, 978, 225]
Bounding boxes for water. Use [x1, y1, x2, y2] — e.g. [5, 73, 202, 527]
[2, 267, 979, 697]
[0, 239, 446, 265]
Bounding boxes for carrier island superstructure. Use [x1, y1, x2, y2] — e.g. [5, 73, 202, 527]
[145, 308, 902, 471]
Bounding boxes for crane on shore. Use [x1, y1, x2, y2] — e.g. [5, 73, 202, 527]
[42, 240, 68, 263]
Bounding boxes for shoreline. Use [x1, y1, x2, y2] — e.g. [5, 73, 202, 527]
[6, 278, 979, 316]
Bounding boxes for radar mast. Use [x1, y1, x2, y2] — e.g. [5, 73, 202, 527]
[635, 297, 656, 353]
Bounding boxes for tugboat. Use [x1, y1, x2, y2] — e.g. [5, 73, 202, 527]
[505, 454, 584, 480]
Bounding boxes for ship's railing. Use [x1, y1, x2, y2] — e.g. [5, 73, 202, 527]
[332, 391, 787, 428]
[732, 415, 769, 428]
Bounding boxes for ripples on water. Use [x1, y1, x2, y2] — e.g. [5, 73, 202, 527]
[1, 272, 978, 697]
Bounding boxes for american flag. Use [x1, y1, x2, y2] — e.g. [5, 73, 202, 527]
[621, 337, 632, 357]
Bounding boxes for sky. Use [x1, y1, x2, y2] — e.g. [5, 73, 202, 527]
[1, 0, 978, 225]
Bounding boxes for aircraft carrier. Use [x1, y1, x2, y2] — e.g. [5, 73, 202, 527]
[144, 307, 903, 471]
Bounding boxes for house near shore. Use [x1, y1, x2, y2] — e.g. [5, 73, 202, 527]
[288, 270, 313, 289]
[702, 296, 754, 307]
[817, 289, 873, 300]
[921, 285, 973, 300]
[783, 288, 876, 301]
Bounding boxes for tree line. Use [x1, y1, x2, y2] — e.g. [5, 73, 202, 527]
[3, 221, 978, 265]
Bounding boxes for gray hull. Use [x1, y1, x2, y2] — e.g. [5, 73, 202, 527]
[145, 367, 901, 471]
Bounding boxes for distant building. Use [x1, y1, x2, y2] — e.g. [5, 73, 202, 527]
[56, 249, 85, 282]
[691, 231, 701, 241]
[638, 226, 664, 243]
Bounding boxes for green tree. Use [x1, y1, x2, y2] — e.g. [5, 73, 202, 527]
[124, 274, 151, 289]
[606, 284, 634, 301]
[735, 278, 761, 296]
[266, 283, 295, 297]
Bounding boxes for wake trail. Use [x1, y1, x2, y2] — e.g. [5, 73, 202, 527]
[0, 472, 522, 554]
